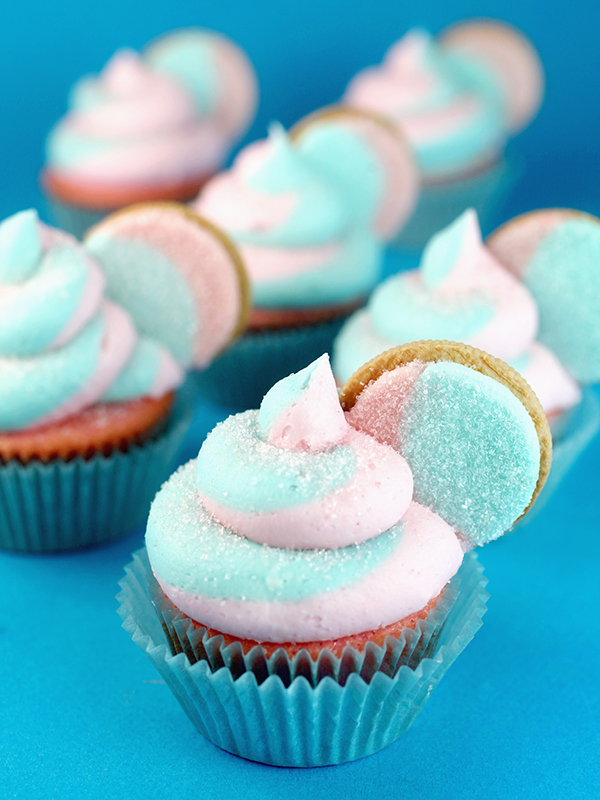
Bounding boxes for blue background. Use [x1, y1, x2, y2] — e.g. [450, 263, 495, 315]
[1, 0, 599, 797]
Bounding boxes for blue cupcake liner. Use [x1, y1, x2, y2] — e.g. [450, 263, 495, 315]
[392, 155, 520, 251]
[117, 548, 488, 766]
[193, 315, 349, 411]
[518, 388, 600, 527]
[45, 198, 110, 240]
[0, 389, 193, 553]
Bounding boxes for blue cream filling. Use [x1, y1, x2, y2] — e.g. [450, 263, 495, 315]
[85, 234, 196, 367]
[147, 460, 402, 603]
[399, 362, 540, 545]
[368, 272, 494, 342]
[523, 219, 600, 384]
[258, 358, 322, 435]
[0, 313, 104, 430]
[196, 410, 356, 513]
[0, 245, 89, 357]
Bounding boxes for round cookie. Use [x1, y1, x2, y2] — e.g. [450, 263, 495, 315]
[340, 340, 551, 542]
[439, 19, 544, 132]
[85, 203, 250, 368]
[290, 105, 420, 239]
[487, 209, 600, 384]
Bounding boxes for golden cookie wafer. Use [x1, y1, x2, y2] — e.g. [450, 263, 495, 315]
[340, 339, 552, 523]
[86, 202, 251, 367]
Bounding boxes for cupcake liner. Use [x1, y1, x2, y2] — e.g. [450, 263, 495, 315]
[45, 198, 110, 240]
[117, 548, 488, 766]
[0, 389, 193, 553]
[193, 315, 349, 410]
[518, 388, 600, 526]
[393, 155, 519, 251]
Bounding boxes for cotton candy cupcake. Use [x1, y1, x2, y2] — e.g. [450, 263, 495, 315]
[119, 341, 550, 766]
[0, 204, 248, 552]
[343, 20, 544, 246]
[191, 107, 419, 408]
[334, 208, 600, 515]
[42, 29, 258, 239]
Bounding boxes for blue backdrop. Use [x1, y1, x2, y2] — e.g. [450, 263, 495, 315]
[1, 1, 599, 798]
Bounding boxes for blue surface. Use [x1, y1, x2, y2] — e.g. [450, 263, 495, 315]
[1, 0, 600, 797]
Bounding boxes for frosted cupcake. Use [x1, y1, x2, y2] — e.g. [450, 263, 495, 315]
[343, 20, 544, 246]
[0, 204, 248, 552]
[334, 208, 600, 514]
[192, 107, 419, 407]
[119, 341, 550, 766]
[42, 29, 258, 238]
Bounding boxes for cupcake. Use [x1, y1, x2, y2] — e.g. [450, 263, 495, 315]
[191, 107, 419, 408]
[42, 29, 258, 239]
[333, 208, 600, 515]
[343, 20, 544, 247]
[0, 204, 248, 552]
[119, 341, 550, 766]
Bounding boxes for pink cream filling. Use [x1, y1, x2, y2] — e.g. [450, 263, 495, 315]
[155, 500, 463, 643]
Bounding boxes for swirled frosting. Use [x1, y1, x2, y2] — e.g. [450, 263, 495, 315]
[0, 210, 184, 431]
[344, 29, 506, 180]
[46, 37, 253, 188]
[147, 355, 464, 643]
[333, 210, 581, 416]
[194, 124, 386, 309]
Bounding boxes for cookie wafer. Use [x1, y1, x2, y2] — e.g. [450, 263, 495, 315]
[340, 340, 551, 534]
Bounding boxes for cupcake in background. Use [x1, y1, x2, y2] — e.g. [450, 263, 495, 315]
[119, 341, 550, 766]
[0, 204, 249, 552]
[42, 29, 258, 239]
[343, 20, 544, 247]
[191, 107, 419, 408]
[333, 208, 600, 514]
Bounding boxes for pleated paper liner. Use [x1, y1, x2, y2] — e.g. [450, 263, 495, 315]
[393, 155, 519, 251]
[118, 548, 488, 766]
[0, 387, 193, 553]
[46, 199, 109, 240]
[517, 388, 600, 527]
[193, 315, 349, 410]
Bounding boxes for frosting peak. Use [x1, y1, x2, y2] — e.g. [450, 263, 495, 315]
[195, 357, 414, 550]
[259, 355, 347, 451]
[0, 210, 41, 284]
[421, 208, 485, 291]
